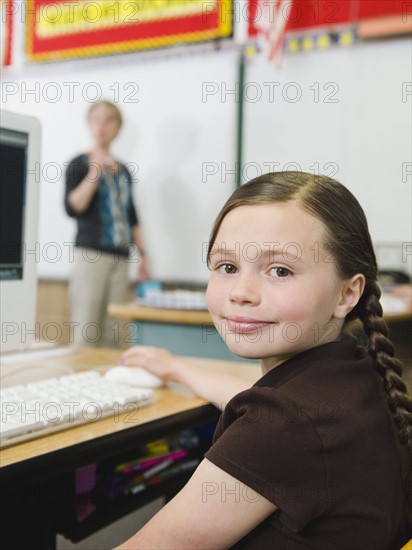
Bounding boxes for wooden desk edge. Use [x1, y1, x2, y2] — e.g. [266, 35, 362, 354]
[108, 304, 212, 325]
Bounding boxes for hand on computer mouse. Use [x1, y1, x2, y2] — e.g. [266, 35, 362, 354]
[120, 345, 176, 381]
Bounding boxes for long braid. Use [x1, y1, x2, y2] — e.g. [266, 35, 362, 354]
[357, 280, 412, 453]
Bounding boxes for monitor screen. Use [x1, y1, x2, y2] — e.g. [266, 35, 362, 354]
[0, 128, 28, 280]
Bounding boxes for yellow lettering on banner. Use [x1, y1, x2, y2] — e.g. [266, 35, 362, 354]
[35, 0, 215, 39]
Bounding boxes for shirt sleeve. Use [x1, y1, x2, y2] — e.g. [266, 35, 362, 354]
[123, 165, 139, 228]
[64, 156, 89, 218]
[204, 386, 328, 533]
[127, 198, 139, 228]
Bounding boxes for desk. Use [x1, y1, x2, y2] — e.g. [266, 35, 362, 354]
[108, 304, 211, 326]
[0, 348, 260, 550]
[108, 301, 412, 361]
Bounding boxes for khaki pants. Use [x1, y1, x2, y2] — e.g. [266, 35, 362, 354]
[70, 247, 129, 347]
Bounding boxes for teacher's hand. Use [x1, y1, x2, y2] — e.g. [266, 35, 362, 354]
[88, 150, 118, 175]
[138, 256, 150, 281]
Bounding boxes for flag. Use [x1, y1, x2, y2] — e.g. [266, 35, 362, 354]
[253, 0, 292, 66]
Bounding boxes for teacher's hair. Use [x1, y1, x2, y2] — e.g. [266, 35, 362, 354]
[207, 171, 412, 454]
[87, 100, 123, 127]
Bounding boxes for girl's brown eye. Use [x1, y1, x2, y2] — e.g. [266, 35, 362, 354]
[218, 263, 237, 274]
[270, 267, 291, 278]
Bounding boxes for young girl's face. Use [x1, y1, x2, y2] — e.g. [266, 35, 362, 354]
[206, 202, 348, 365]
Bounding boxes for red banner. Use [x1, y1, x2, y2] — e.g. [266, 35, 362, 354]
[1, 0, 13, 66]
[248, 0, 410, 37]
[26, 0, 233, 62]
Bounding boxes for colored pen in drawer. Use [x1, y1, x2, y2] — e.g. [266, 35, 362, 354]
[128, 458, 174, 485]
[120, 449, 188, 474]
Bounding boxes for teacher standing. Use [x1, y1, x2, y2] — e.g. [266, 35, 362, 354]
[64, 100, 149, 347]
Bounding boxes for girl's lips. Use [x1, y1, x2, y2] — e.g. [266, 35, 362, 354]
[224, 316, 276, 333]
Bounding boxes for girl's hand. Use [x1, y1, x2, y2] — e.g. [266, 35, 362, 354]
[120, 346, 175, 380]
[121, 346, 253, 408]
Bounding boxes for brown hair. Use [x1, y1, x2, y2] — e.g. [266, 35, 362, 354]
[208, 172, 412, 453]
[87, 100, 123, 127]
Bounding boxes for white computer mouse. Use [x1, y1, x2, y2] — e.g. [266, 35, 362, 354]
[104, 366, 164, 388]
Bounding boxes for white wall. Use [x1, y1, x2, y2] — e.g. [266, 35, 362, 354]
[2, 23, 411, 280]
[243, 37, 412, 274]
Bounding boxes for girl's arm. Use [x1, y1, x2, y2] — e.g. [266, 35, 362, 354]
[120, 346, 252, 408]
[115, 458, 277, 550]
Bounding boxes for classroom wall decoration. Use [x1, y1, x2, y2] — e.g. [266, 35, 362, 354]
[25, 0, 233, 62]
[248, 0, 411, 55]
[1, 0, 13, 66]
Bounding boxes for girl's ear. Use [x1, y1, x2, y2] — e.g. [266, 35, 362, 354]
[333, 274, 366, 319]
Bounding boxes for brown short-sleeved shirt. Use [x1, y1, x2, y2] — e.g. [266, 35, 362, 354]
[205, 336, 411, 549]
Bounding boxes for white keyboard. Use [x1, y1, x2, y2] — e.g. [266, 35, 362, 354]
[0, 370, 154, 447]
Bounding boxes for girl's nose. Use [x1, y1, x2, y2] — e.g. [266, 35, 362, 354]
[229, 274, 261, 306]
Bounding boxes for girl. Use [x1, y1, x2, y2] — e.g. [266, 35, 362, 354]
[117, 172, 411, 549]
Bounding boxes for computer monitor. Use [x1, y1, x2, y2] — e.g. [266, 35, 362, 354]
[0, 110, 41, 353]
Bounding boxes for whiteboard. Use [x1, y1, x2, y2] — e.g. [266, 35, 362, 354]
[242, 37, 412, 273]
